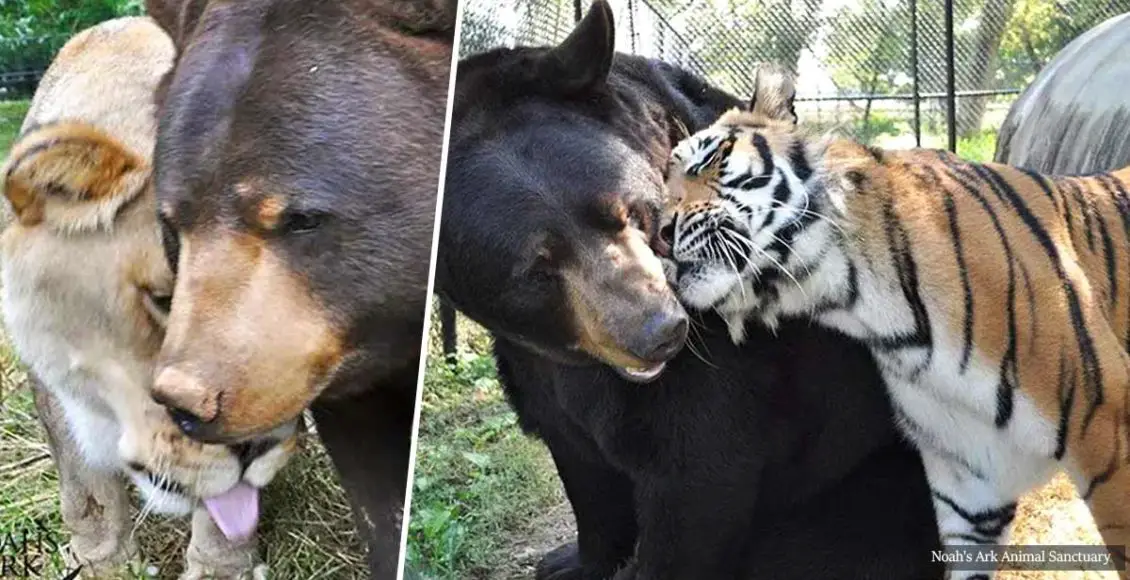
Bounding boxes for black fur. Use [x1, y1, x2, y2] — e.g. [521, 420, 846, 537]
[439, 4, 941, 579]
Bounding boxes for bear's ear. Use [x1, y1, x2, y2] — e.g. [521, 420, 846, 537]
[146, 0, 208, 51]
[1, 123, 150, 231]
[544, 0, 615, 95]
[367, 0, 458, 35]
[747, 64, 798, 125]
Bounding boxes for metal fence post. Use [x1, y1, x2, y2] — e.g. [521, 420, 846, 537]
[628, 0, 637, 53]
[910, 0, 921, 148]
[945, 0, 957, 152]
[440, 298, 458, 361]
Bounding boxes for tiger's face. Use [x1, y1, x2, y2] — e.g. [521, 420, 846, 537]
[663, 111, 816, 317]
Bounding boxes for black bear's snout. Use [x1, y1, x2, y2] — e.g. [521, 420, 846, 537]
[629, 309, 688, 363]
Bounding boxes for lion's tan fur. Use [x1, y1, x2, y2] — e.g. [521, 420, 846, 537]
[0, 17, 291, 579]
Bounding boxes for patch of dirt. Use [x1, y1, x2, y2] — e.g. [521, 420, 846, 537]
[496, 473, 1116, 580]
[493, 490, 575, 580]
[1002, 472, 1116, 580]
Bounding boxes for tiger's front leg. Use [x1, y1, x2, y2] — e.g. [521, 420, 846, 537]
[1062, 315, 1130, 579]
[888, 382, 1056, 580]
[919, 447, 1021, 580]
[1068, 405, 1130, 580]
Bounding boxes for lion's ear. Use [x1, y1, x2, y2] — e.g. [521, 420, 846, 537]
[748, 64, 798, 125]
[146, 0, 208, 51]
[1, 123, 150, 231]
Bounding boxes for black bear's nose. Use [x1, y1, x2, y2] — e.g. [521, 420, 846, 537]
[631, 310, 688, 363]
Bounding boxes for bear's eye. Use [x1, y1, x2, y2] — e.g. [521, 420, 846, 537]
[627, 204, 652, 234]
[280, 209, 327, 234]
[524, 248, 557, 284]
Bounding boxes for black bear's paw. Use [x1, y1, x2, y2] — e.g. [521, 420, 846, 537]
[610, 561, 638, 580]
[536, 542, 582, 580]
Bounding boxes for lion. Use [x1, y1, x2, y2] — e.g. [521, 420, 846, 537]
[0, 16, 298, 579]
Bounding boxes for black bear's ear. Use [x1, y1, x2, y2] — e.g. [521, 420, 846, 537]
[146, 0, 208, 52]
[747, 63, 798, 125]
[545, 0, 615, 95]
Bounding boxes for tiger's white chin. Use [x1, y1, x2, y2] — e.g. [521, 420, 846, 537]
[674, 263, 744, 311]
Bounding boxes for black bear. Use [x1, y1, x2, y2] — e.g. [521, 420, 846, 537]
[438, 2, 942, 580]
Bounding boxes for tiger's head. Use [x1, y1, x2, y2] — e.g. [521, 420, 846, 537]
[662, 65, 837, 341]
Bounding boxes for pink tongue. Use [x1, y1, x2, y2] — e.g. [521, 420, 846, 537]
[202, 483, 260, 541]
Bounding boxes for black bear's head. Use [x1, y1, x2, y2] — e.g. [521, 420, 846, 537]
[439, 1, 695, 382]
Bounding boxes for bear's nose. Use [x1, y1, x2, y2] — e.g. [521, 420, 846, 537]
[629, 309, 688, 363]
[153, 367, 222, 442]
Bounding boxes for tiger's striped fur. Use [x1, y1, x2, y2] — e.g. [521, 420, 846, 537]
[665, 67, 1130, 580]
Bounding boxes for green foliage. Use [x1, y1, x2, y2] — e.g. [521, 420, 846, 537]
[956, 128, 998, 163]
[0, 0, 143, 83]
[822, 0, 1126, 138]
[825, 0, 910, 99]
[0, 99, 29, 153]
[997, 0, 1130, 88]
[854, 111, 901, 143]
[408, 307, 563, 579]
[658, 0, 824, 94]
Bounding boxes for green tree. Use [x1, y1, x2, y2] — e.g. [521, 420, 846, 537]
[997, 0, 1130, 88]
[825, 0, 911, 138]
[649, 0, 824, 97]
[0, 0, 142, 84]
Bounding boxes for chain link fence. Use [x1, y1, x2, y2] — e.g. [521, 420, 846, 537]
[0, 34, 71, 98]
[458, 0, 1130, 157]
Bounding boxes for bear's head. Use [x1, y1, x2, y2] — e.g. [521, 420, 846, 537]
[439, 1, 737, 382]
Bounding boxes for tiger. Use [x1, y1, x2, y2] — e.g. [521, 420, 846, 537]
[662, 64, 1130, 580]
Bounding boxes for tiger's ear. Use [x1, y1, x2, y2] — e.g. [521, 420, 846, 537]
[1, 123, 150, 231]
[747, 64, 798, 125]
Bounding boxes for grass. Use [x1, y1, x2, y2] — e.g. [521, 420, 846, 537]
[0, 99, 367, 579]
[873, 127, 998, 163]
[956, 128, 999, 163]
[0, 100, 29, 154]
[405, 303, 564, 579]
